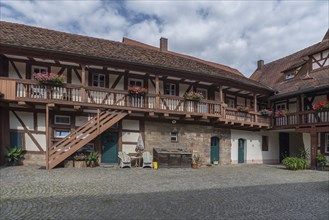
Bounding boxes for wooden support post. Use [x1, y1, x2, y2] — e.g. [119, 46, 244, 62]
[45, 104, 49, 170]
[254, 94, 258, 123]
[310, 129, 317, 168]
[155, 75, 160, 109]
[81, 64, 86, 102]
[219, 86, 223, 103]
[97, 109, 100, 135]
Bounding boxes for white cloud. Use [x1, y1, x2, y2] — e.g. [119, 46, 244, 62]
[1, 0, 328, 76]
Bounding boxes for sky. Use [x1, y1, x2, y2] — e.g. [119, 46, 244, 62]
[0, 0, 328, 77]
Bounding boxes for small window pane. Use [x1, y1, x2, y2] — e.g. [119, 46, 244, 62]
[55, 115, 71, 125]
[171, 132, 178, 142]
[54, 130, 70, 138]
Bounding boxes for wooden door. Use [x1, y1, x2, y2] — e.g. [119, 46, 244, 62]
[210, 137, 220, 163]
[238, 139, 245, 163]
[101, 132, 118, 163]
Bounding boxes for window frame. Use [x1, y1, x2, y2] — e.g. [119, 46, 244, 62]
[275, 103, 287, 111]
[92, 73, 106, 88]
[128, 78, 144, 87]
[262, 136, 269, 151]
[54, 129, 70, 138]
[32, 65, 48, 79]
[285, 72, 295, 80]
[164, 83, 177, 96]
[170, 132, 178, 142]
[54, 115, 71, 125]
[226, 98, 235, 108]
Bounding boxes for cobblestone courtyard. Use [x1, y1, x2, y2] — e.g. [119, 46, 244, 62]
[0, 164, 328, 220]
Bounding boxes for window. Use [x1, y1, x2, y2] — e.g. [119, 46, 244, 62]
[262, 136, 269, 151]
[325, 133, 329, 153]
[196, 88, 208, 99]
[226, 98, 235, 108]
[54, 130, 70, 138]
[129, 78, 143, 87]
[165, 83, 176, 96]
[285, 72, 295, 80]
[92, 73, 105, 87]
[10, 132, 23, 148]
[275, 103, 287, 111]
[32, 66, 47, 75]
[170, 132, 178, 142]
[54, 115, 71, 125]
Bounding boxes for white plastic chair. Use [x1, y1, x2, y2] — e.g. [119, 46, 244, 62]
[142, 151, 153, 168]
[118, 152, 131, 168]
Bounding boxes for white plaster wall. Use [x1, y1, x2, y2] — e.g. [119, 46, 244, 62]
[110, 75, 124, 90]
[122, 144, 137, 154]
[25, 134, 46, 151]
[231, 130, 279, 164]
[37, 113, 45, 132]
[71, 69, 82, 85]
[179, 84, 189, 96]
[148, 79, 156, 93]
[302, 133, 311, 164]
[9, 61, 26, 79]
[122, 132, 140, 142]
[122, 119, 139, 130]
[10, 111, 34, 130]
[76, 116, 89, 126]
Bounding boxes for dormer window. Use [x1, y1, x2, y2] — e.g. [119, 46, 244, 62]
[285, 72, 295, 80]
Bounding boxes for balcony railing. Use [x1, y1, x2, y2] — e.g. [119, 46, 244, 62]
[273, 110, 329, 127]
[0, 78, 269, 127]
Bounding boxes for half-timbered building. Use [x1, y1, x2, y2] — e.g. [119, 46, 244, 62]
[251, 29, 329, 166]
[0, 21, 327, 169]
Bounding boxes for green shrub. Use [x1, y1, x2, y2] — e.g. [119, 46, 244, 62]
[5, 147, 27, 165]
[282, 157, 308, 170]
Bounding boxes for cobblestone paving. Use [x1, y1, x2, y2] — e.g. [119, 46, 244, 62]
[0, 164, 328, 220]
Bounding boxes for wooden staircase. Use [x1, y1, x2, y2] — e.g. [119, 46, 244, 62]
[47, 110, 127, 169]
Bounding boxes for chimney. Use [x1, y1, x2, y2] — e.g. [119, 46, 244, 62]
[160, 37, 168, 52]
[257, 60, 264, 71]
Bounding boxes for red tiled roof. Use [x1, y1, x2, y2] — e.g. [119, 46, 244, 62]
[250, 30, 329, 96]
[122, 37, 244, 76]
[0, 21, 272, 92]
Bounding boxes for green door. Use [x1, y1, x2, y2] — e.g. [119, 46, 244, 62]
[101, 132, 118, 163]
[210, 137, 219, 163]
[238, 139, 245, 163]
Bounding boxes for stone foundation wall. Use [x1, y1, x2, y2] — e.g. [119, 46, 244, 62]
[144, 121, 231, 165]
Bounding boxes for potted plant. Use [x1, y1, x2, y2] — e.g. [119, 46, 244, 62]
[184, 91, 204, 101]
[192, 152, 201, 169]
[237, 105, 250, 113]
[274, 109, 288, 118]
[312, 99, 329, 111]
[86, 151, 99, 168]
[128, 86, 148, 96]
[259, 109, 273, 117]
[73, 153, 87, 168]
[5, 147, 27, 166]
[316, 153, 327, 170]
[33, 72, 64, 85]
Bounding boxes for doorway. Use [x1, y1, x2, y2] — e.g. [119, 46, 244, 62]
[101, 131, 118, 163]
[238, 139, 245, 163]
[210, 137, 220, 163]
[279, 132, 289, 162]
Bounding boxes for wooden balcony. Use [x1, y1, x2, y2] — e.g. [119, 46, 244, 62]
[273, 110, 329, 128]
[0, 78, 269, 128]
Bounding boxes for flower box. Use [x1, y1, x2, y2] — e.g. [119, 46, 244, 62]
[184, 91, 203, 101]
[312, 99, 329, 111]
[33, 72, 64, 85]
[259, 109, 273, 117]
[237, 105, 250, 112]
[274, 110, 288, 118]
[128, 86, 148, 96]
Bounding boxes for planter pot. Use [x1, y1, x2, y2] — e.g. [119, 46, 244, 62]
[88, 161, 97, 168]
[185, 98, 200, 101]
[63, 160, 74, 168]
[74, 160, 87, 168]
[191, 163, 198, 169]
[316, 162, 324, 171]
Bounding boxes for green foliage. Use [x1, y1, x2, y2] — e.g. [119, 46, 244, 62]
[316, 153, 327, 166]
[86, 151, 99, 167]
[282, 157, 308, 170]
[5, 147, 27, 165]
